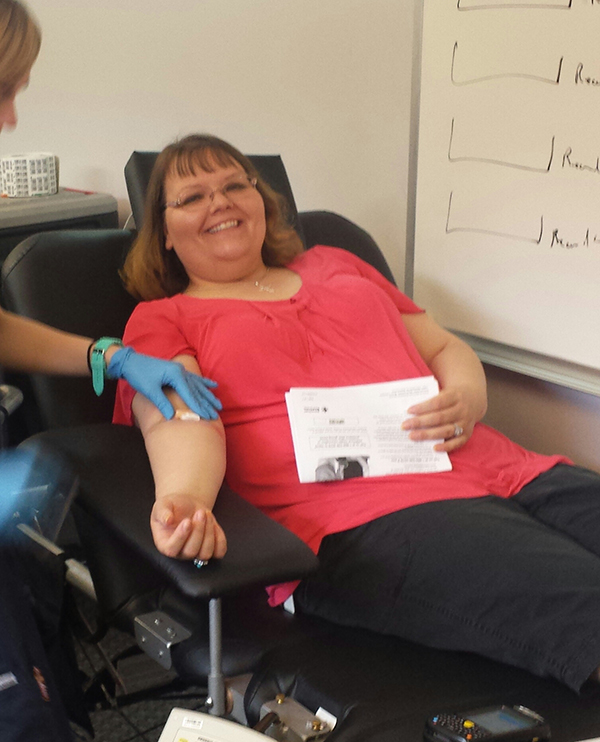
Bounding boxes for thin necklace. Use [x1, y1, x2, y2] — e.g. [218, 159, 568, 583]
[254, 267, 275, 293]
[187, 267, 276, 297]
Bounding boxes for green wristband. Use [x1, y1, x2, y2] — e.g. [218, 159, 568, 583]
[90, 337, 123, 396]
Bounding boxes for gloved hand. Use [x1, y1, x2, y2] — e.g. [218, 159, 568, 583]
[107, 347, 222, 421]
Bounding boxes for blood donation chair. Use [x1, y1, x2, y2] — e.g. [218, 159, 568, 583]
[3, 153, 600, 742]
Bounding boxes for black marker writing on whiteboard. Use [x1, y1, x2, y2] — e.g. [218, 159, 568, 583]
[562, 147, 600, 174]
[575, 62, 600, 86]
[550, 228, 600, 249]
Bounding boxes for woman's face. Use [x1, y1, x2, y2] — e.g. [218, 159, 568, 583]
[0, 73, 29, 132]
[163, 158, 267, 286]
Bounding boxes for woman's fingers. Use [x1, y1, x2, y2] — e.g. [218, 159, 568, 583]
[194, 510, 215, 561]
[175, 509, 207, 560]
[213, 520, 228, 559]
[151, 499, 226, 561]
[403, 409, 461, 438]
[403, 389, 471, 444]
[153, 514, 193, 558]
[434, 427, 467, 453]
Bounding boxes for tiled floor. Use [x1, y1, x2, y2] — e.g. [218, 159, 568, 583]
[71, 595, 208, 742]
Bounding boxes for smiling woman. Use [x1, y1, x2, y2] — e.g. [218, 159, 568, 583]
[114, 130, 600, 696]
[163, 164, 268, 290]
[121, 134, 304, 301]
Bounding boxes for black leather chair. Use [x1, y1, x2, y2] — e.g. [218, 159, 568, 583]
[0, 227, 318, 716]
[2, 153, 600, 741]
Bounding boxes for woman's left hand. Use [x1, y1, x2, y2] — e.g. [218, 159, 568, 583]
[401, 386, 477, 453]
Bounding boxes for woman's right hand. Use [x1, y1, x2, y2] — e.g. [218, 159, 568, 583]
[150, 493, 227, 561]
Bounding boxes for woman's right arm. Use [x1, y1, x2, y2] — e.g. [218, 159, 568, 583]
[132, 353, 227, 562]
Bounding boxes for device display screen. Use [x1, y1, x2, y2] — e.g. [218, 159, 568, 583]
[468, 709, 536, 734]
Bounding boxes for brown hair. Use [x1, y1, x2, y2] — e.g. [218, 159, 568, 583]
[121, 134, 304, 301]
[0, 0, 41, 94]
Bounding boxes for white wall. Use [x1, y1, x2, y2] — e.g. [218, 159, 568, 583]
[482, 365, 600, 474]
[4, 0, 413, 284]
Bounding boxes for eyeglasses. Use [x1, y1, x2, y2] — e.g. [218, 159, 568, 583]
[163, 175, 258, 213]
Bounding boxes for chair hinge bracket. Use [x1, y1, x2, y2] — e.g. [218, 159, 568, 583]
[134, 610, 192, 670]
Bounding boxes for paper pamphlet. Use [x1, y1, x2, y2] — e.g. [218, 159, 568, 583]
[285, 376, 452, 484]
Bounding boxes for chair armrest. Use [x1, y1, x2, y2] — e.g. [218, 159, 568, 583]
[19, 424, 318, 600]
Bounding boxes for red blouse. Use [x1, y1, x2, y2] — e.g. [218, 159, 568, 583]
[114, 246, 569, 604]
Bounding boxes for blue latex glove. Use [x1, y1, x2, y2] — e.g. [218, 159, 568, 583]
[107, 347, 221, 420]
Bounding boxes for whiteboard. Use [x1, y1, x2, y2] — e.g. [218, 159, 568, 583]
[412, 0, 600, 391]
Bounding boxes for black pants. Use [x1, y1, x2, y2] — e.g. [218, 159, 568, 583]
[294, 464, 600, 692]
[0, 548, 75, 742]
